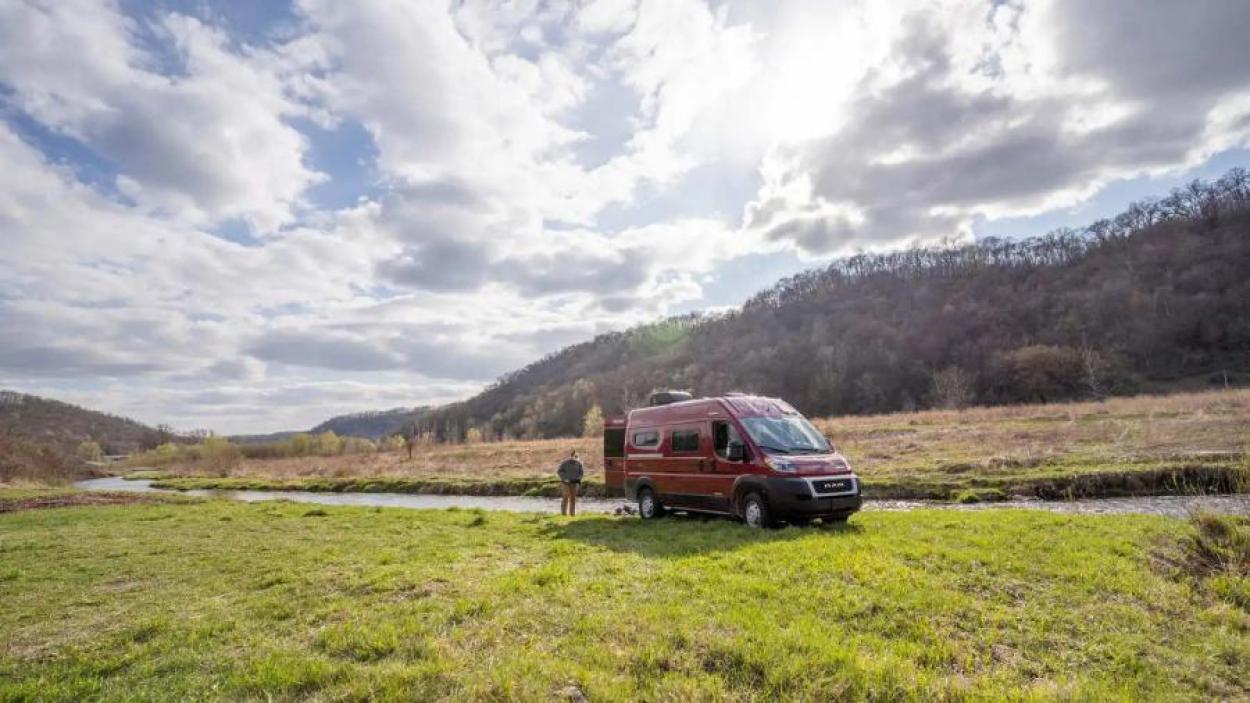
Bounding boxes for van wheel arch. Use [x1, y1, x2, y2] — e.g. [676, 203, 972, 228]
[632, 477, 656, 498]
[732, 479, 768, 516]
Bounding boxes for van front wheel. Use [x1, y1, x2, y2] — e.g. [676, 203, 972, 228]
[638, 488, 664, 519]
[741, 492, 774, 528]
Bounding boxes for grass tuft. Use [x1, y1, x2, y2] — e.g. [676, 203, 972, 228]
[1182, 512, 1250, 577]
[953, 488, 1008, 504]
[1170, 512, 1250, 615]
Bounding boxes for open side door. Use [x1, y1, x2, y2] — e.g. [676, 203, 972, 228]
[603, 416, 627, 496]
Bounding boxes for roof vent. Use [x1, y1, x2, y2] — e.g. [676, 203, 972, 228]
[647, 390, 693, 407]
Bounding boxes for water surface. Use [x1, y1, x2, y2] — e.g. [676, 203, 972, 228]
[76, 477, 1250, 519]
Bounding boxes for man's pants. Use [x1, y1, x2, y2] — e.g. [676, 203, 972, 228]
[560, 481, 579, 515]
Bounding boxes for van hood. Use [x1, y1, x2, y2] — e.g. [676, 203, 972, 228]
[767, 452, 853, 475]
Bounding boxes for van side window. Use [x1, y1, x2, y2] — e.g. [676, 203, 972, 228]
[671, 428, 700, 453]
[713, 421, 742, 459]
[632, 430, 659, 448]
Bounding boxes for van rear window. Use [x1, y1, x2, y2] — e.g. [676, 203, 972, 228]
[632, 430, 659, 448]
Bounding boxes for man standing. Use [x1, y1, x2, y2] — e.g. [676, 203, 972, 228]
[557, 449, 584, 516]
[404, 430, 417, 460]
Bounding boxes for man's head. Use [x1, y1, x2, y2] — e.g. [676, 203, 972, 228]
[571, 449, 579, 459]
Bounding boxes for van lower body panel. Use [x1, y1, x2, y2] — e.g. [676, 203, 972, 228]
[763, 476, 863, 519]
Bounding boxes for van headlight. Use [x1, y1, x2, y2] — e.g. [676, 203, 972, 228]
[831, 458, 849, 471]
[763, 455, 796, 473]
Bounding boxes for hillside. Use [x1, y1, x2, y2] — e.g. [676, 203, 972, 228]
[418, 169, 1250, 440]
[0, 390, 159, 455]
[310, 407, 430, 440]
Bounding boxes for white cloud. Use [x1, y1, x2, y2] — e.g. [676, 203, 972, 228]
[0, 0, 322, 231]
[740, 0, 1250, 256]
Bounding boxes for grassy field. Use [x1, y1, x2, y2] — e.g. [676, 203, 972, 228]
[1, 494, 1247, 701]
[143, 390, 1250, 501]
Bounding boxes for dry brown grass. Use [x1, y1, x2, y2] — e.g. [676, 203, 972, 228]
[183, 437, 603, 483]
[151, 389, 1250, 497]
[814, 388, 1250, 483]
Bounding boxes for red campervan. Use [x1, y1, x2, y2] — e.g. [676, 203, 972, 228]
[603, 392, 862, 527]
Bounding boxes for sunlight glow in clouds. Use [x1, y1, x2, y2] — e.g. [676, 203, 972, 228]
[1, 0, 1248, 432]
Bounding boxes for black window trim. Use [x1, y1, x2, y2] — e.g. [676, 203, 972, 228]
[670, 426, 701, 454]
[712, 420, 742, 459]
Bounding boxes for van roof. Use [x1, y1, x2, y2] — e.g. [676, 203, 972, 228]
[627, 395, 799, 426]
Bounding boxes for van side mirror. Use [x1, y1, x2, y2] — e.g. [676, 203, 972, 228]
[823, 434, 837, 453]
[727, 441, 745, 462]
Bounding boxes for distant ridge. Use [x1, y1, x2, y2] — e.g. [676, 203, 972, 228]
[229, 431, 301, 445]
[309, 407, 431, 440]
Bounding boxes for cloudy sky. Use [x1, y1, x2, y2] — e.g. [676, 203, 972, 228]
[2, 0, 1249, 433]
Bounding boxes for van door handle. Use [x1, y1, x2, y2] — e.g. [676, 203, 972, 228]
[709, 458, 717, 473]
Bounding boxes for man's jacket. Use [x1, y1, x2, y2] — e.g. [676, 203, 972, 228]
[557, 458, 584, 482]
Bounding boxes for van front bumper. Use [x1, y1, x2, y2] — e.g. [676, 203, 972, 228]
[764, 476, 863, 519]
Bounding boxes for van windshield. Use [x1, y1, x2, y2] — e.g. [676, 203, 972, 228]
[740, 415, 830, 454]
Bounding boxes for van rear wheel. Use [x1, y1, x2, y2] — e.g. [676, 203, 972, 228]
[638, 488, 664, 519]
[740, 492, 774, 528]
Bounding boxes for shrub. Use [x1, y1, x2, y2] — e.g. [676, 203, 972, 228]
[129, 438, 240, 473]
[342, 437, 377, 455]
[0, 433, 76, 484]
[76, 440, 104, 462]
[237, 432, 354, 460]
[582, 404, 604, 438]
[129, 442, 183, 467]
[196, 436, 242, 475]
[314, 431, 343, 456]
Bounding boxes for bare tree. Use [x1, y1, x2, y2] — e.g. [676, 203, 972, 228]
[931, 367, 974, 409]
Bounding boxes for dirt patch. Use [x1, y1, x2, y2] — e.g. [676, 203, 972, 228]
[0, 491, 183, 513]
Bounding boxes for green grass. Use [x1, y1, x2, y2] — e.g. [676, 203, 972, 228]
[0, 487, 199, 514]
[0, 486, 81, 502]
[2, 501, 1248, 700]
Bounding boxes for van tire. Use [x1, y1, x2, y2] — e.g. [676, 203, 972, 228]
[637, 488, 664, 519]
[740, 492, 773, 528]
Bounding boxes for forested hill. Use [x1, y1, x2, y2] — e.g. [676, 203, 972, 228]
[418, 169, 1250, 441]
[0, 391, 159, 454]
